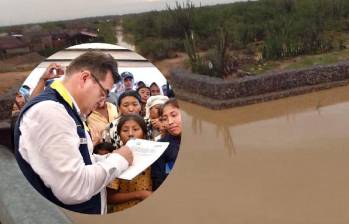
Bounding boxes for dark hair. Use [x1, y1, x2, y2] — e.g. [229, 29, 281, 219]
[117, 114, 147, 138]
[66, 51, 120, 83]
[136, 86, 150, 94]
[137, 81, 146, 88]
[162, 98, 179, 110]
[93, 142, 115, 154]
[158, 98, 178, 118]
[158, 104, 164, 118]
[149, 82, 159, 88]
[117, 90, 141, 107]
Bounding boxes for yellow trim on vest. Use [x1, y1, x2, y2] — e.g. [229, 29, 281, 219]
[51, 80, 89, 132]
[50, 80, 74, 109]
[83, 122, 90, 132]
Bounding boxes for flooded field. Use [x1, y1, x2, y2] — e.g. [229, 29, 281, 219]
[66, 85, 349, 223]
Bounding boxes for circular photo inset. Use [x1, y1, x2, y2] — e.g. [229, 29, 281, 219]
[12, 43, 181, 214]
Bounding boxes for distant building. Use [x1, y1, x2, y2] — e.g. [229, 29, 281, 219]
[51, 31, 69, 49]
[22, 31, 53, 52]
[69, 30, 99, 45]
[30, 34, 53, 52]
[0, 36, 30, 58]
[0, 24, 100, 58]
[50, 29, 99, 49]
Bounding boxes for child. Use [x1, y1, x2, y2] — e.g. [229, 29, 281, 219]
[107, 114, 152, 212]
[152, 98, 181, 191]
[145, 95, 169, 140]
[93, 142, 115, 155]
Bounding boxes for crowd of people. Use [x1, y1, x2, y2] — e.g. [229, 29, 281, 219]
[12, 51, 181, 214]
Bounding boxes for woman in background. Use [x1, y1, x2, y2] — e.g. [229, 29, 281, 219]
[137, 86, 150, 117]
[149, 82, 161, 96]
[151, 98, 181, 191]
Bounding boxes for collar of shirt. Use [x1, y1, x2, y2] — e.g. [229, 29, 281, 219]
[67, 90, 87, 122]
[50, 80, 86, 122]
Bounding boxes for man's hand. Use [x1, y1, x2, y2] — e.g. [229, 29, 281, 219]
[30, 63, 65, 99]
[114, 146, 133, 165]
[41, 63, 64, 81]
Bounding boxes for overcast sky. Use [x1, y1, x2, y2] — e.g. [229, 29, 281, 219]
[0, 0, 246, 27]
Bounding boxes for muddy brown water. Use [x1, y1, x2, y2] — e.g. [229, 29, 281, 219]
[64, 85, 349, 223]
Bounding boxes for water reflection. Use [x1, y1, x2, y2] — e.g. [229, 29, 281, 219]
[191, 116, 202, 135]
[179, 85, 349, 155]
[216, 125, 236, 156]
[66, 85, 349, 224]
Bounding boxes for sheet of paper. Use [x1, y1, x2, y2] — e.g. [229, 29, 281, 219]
[118, 138, 169, 180]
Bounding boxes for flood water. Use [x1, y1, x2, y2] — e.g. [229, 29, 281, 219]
[66, 85, 349, 223]
[181, 85, 349, 155]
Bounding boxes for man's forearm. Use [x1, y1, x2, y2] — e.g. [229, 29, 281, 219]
[30, 78, 46, 99]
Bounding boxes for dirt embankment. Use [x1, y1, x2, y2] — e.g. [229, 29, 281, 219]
[0, 71, 30, 95]
[153, 52, 189, 79]
[0, 52, 43, 95]
[0, 53, 44, 73]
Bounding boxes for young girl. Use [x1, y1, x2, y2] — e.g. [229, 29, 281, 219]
[103, 91, 142, 147]
[151, 98, 181, 191]
[107, 114, 152, 212]
[145, 95, 169, 140]
[137, 86, 151, 117]
[149, 82, 161, 96]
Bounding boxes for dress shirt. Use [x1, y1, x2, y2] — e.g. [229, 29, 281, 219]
[19, 97, 128, 214]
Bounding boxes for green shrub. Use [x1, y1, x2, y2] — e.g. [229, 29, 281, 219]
[137, 38, 183, 60]
[97, 21, 116, 44]
[124, 0, 349, 62]
[39, 47, 61, 57]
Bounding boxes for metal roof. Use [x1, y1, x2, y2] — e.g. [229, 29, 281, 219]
[0, 36, 28, 49]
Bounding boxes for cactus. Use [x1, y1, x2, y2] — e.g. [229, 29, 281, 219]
[184, 31, 205, 73]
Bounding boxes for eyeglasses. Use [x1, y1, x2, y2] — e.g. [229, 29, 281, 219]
[89, 72, 110, 98]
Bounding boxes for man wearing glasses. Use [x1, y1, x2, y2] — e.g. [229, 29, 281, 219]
[14, 51, 133, 214]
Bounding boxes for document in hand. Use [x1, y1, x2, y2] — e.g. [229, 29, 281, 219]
[118, 139, 169, 180]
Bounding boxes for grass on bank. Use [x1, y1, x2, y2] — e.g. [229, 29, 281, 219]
[242, 47, 349, 75]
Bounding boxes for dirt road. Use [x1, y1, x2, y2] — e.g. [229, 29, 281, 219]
[153, 52, 189, 79]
